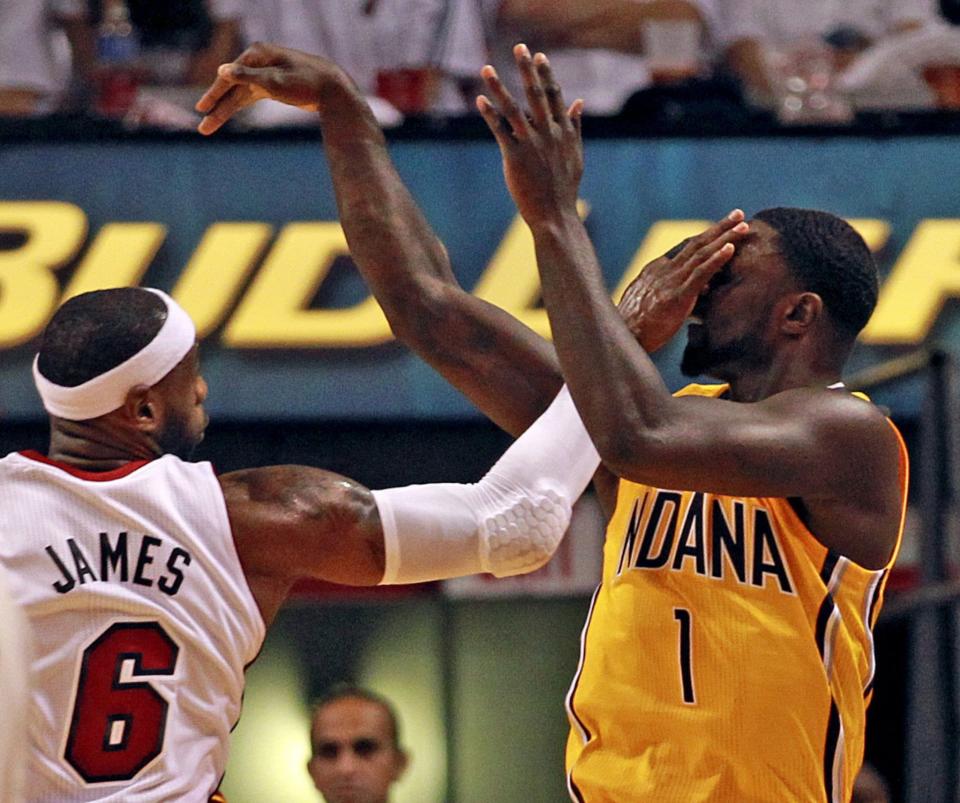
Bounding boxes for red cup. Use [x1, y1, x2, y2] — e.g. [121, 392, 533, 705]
[375, 67, 438, 115]
[922, 64, 960, 110]
[95, 68, 141, 118]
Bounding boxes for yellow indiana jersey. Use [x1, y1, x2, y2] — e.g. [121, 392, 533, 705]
[564, 384, 909, 803]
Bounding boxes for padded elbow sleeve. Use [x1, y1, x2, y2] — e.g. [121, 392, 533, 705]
[475, 484, 570, 577]
[373, 385, 600, 585]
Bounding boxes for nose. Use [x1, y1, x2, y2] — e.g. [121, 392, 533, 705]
[333, 749, 362, 777]
[196, 376, 209, 404]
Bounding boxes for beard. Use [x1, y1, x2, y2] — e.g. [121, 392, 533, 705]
[156, 412, 204, 460]
[680, 327, 767, 379]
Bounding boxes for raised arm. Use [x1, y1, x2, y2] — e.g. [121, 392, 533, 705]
[196, 43, 561, 437]
[195, 43, 748, 521]
[476, 46, 904, 568]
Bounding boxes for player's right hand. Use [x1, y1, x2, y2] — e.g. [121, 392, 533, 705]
[195, 43, 351, 135]
[617, 211, 749, 353]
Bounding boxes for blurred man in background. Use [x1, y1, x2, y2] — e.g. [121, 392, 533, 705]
[486, 0, 718, 115]
[308, 686, 408, 803]
[0, 0, 95, 117]
[718, 0, 941, 108]
[239, 0, 489, 125]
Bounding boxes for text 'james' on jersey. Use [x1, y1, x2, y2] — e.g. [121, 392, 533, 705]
[45, 531, 192, 596]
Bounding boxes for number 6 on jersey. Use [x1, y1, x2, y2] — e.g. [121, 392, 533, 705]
[65, 621, 179, 783]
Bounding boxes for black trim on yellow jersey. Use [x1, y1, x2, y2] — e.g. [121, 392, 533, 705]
[819, 551, 840, 585]
[567, 586, 603, 745]
[862, 570, 887, 698]
[823, 701, 842, 802]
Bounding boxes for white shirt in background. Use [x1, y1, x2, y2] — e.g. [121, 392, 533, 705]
[241, 0, 489, 124]
[717, 0, 939, 47]
[0, 0, 84, 108]
[484, 0, 719, 116]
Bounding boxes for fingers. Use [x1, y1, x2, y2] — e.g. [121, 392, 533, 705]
[674, 209, 746, 263]
[196, 42, 282, 114]
[195, 42, 295, 133]
[195, 68, 237, 115]
[480, 64, 531, 140]
[687, 219, 749, 268]
[672, 213, 748, 294]
[534, 53, 568, 126]
[680, 242, 737, 295]
[568, 98, 584, 137]
[476, 94, 517, 150]
[514, 44, 551, 128]
[197, 62, 284, 134]
[197, 81, 255, 135]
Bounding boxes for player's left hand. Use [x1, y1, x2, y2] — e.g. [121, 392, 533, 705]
[476, 44, 585, 227]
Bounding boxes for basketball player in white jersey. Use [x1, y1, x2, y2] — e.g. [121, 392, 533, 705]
[0, 565, 29, 802]
[0, 286, 600, 801]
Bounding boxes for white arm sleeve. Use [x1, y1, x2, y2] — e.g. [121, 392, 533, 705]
[372, 385, 601, 584]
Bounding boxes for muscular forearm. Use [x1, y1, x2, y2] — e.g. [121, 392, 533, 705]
[319, 82, 453, 294]
[194, 44, 562, 432]
[316, 82, 563, 435]
[530, 211, 673, 469]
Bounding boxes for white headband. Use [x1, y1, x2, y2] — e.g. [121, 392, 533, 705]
[33, 289, 197, 421]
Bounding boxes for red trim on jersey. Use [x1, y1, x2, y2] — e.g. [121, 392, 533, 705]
[19, 450, 153, 481]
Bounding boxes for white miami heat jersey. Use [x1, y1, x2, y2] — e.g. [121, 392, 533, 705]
[0, 563, 29, 802]
[0, 451, 266, 802]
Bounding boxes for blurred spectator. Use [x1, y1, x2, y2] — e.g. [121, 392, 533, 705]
[87, 0, 242, 87]
[0, 0, 95, 117]
[241, 0, 488, 126]
[837, 23, 960, 111]
[307, 686, 408, 803]
[82, 0, 242, 127]
[484, 0, 719, 116]
[717, 0, 941, 108]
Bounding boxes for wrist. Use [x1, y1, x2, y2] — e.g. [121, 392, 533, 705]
[316, 74, 385, 144]
[315, 68, 359, 109]
[526, 204, 581, 233]
[527, 205, 584, 240]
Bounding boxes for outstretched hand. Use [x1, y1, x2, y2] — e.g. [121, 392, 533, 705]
[618, 211, 750, 352]
[476, 44, 585, 226]
[195, 42, 349, 135]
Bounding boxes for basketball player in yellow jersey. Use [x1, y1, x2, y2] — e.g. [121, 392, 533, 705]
[198, 45, 908, 802]
[472, 48, 908, 802]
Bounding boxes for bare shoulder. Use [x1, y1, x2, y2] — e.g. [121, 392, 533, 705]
[769, 388, 905, 569]
[219, 465, 374, 513]
[767, 386, 900, 455]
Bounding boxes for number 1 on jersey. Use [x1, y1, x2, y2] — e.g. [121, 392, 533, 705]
[673, 608, 696, 704]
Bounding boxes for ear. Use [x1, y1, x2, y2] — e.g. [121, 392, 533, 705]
[123, 385, 162, 433]
[781, 292, 823, 336]
[392, 748, 410, 781]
